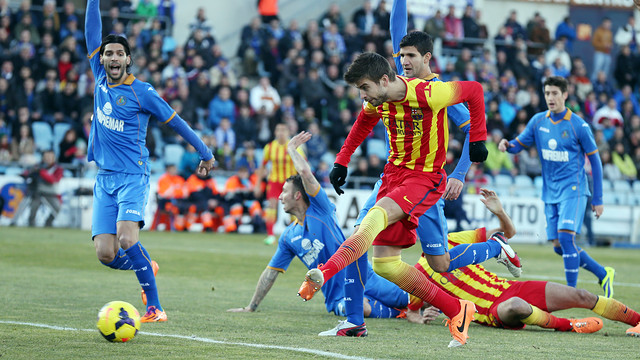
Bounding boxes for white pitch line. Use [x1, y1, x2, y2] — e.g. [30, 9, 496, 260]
[493, 272, 640, 288]
[0, 321, 375, 360]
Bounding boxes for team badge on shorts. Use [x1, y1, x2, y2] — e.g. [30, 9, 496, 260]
[116, 95, 127, 106]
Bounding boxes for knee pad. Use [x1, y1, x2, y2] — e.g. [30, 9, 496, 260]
[372, 255, 402, 280]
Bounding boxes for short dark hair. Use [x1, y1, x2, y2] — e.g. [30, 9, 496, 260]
[286, 175, 309, 206]
[344, 52, 395, 85]
[100, 34, 132, 73]
[543, 76, 568, 93]
[399, 31, 433, 56]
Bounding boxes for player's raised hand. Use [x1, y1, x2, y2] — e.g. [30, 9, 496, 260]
[498, 139, 513, 152]
[288, 131, 312, 150]
[329, 163, 347, 195]
[197, 156, 215, 176]
[479, 188, 503, 215]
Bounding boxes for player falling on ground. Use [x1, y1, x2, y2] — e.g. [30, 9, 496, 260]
[498, 76, 615, 297]
[298, 51, 489, 347]
[254, 123, 304, 245]
[316, 3, 521, 339]
[407, 189, 640, 338]
[228, 132, 409, 335]
[85, 0, 215, 322]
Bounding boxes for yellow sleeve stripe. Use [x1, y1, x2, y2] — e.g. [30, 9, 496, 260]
[516, 138, 528, 148]
[267, 266, 285, 273]
[88, 46, 101, 59]
[307, 185, 321, 197]
[162, 111, 177, 124]
[586, 149, 599, 156]
[458, 120, 470, 129]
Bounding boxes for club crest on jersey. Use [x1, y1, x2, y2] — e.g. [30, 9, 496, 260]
[561, 130, 569, 138]
[116, 95, 127, 106]
[103, 102, 113, 115]
[411, 108, 423, 120]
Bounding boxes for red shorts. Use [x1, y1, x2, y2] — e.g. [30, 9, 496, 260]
[373, 163, 446, 248]
[266, 180, 285, 200]
[489, 281, 549, 329]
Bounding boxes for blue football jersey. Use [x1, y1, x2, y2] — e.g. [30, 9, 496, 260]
[267, 186, 347, 312]
[516, 109, 597, 203]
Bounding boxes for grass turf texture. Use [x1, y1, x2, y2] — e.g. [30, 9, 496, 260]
[1, 227, 638, 359]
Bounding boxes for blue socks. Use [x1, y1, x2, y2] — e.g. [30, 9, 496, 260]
[446, 240, 502, 272]
[553, 244, 607, 282]
[558, 232, 580, 287]
[101, 248, 133, 270]
[344, 253, 367, 326]
[124, 242, 162, 311]
[367, 300, 402, 318]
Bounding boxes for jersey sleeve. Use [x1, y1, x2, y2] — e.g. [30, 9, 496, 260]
[515, 115, 538, 148]
[85, 0, 104, 79]
[307, 186, 335, 216]
[390, 0, 406, 76]
[577, 120, 599, 155]
[267, 231, 295, 272]
[426, 81, 486, 143]
[261, 143, 271, 166]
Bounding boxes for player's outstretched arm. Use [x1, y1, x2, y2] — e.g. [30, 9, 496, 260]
[479, 188, 516, 239]
[227, 267, 280, 313]
[85, 0, 102, 59]
[287, 131, 320, 193]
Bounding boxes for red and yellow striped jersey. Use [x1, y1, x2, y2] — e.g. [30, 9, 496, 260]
[261, 140, 305, 183]
[335, 76, 486, 172]
[415, 228, 515, 327]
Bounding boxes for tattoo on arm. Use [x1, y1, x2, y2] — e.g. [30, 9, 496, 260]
[248, 268, 279, 311]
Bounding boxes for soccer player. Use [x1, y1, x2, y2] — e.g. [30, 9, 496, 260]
[228, 132, 409, 336]
[498, 76, 615, 297]
[85, 0, 215, 322]
[254, 123, 303, 245]
[407, 189, 640, 337]
[358, 1, 521, 276]
[298, 51, 489, 347]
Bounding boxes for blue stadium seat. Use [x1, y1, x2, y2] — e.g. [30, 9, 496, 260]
[163, 144, 184, 166]
[493, 174, 513, 186]
[53, 123, 72, 156]
[32, 121, 54, 152]
[533, 176, 543, 189]
[4, 166, 24, 176]
[602, 179, 613, 191]
[514, 175, 533, 187]
[634, 180, 640, 193]
[612, 180, 632, 192]
[367, 138, 388, 160]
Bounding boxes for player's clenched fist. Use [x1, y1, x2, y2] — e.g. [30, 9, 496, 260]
[329, 163, 348, 195]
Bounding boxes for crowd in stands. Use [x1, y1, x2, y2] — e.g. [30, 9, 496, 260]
[0, 0, 640, 231]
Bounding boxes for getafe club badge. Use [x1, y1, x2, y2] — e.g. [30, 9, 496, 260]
[116, 95, 127, 106]
[561, 130, 569, 139]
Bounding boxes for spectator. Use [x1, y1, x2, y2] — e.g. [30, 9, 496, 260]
[347, 156, 371, 189]
[545, 40, 572, 74]
[304, 121, 327, 170]
[352, 0, 375, 34]
[236, 142, 259, 174]
[613, 15, 638, 52]
[592, 70, 615, 97]
[238, 16, 263, 59]
[27, 149, 63, 227]
[11, 123, 36, 166]
[528, 17, 551, 57]
[157, 0, 176, 33]
[613, 85, 640, 117]
[443, 5, 463, 48]
[58, 127, 81, 165]
[611, 141, 637, 181]
[224, 166, 263, 232]
[257, 0, 279, 24]
[555, 17, 576, 53]
[207, 86, 235, 130]
[600, 149, 621, 181]
[319, 3, 344, 31]
[234, 105, 257, 145]
[250, 76, 281, 118]
[424, 9, 445, 40]
[461, 5, 480, 43]
[503, 10, 525, 40]
[59, 81, 80, 123]
[373, 0, 390, 35]
[518, 146, 542, 180]
[484, 129, 516, 176]
[214, 117, 236, 151]
[499, 90, 519, 129]
[614, 45, 637, 89]
[591, 18, 613, 81]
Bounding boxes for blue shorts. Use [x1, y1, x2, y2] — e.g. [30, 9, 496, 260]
[92, 172, 150, 237]
[356, 178, 448, 255]
[544, 196, 587, 240]
[416, 198, 448, 256]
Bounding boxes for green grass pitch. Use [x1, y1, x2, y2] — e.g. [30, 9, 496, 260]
[1, 227, 638, 359]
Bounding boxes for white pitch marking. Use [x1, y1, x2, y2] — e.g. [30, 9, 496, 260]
[0, 321, 374, 360]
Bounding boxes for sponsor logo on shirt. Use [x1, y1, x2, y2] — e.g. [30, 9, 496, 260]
[562, 219, 574, 225]
[539, 127, 550, 133]
[99, 84, 108, 94]
[126, 209, 141, 216]
[301, 238, 325, 267]
[96, 107, 124, 132]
